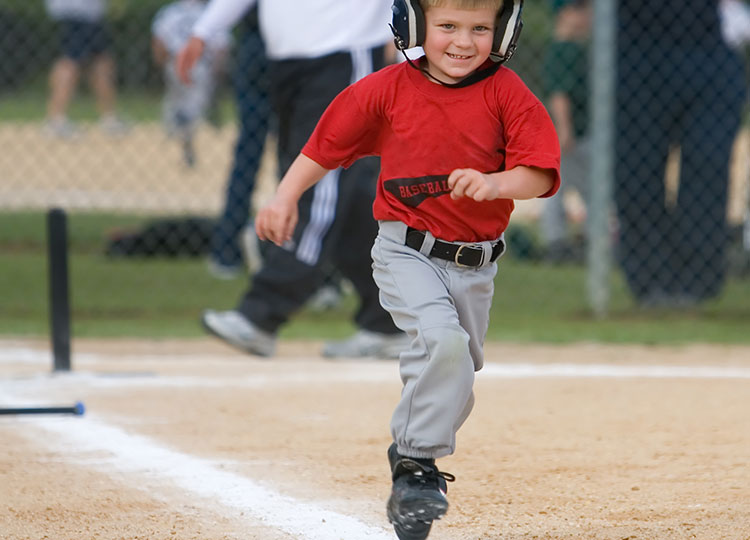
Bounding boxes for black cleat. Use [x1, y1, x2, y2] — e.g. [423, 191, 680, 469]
[386, 444, 455, 540]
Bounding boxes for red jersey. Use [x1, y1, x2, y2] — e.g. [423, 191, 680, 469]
[302, 59, 560, 242]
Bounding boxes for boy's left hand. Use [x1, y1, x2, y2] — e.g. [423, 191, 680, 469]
[447, 168, 499, 201]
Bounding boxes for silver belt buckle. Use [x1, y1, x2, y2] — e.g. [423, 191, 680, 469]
[454, 244, 479, 268]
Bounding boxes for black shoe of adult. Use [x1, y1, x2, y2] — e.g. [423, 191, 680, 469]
[386, 443, 455, 540]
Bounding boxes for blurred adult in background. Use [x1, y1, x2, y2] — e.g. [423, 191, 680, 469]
[44, 0, 128, 137]
[615, 0, 746, 307]
[152, 0, 230, 168]
[204, 6, 271, 279]
[200, 6, 345, 312]
[540, 0, 591, 264]
[177, 0, 409, 359]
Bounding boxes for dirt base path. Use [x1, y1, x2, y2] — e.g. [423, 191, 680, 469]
[1, 338, 749, 540]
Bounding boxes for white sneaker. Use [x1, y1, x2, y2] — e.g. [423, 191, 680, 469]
[322, 330, 410, 360]
[201, 309, 276, 357]
[43, 117, 80, 139]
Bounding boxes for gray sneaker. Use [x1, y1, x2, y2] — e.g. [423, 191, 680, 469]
[201, 309, 276, 357]
[322, 330, 410, 359]
[206, 258, 243, 280]
[43, 117, 81, 139]
[307, 284, 343, 312]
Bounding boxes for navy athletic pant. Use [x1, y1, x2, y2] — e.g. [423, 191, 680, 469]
[237, 46, 399, 335]
[209, 10, 271, 268]
[615, 36, 745, 301]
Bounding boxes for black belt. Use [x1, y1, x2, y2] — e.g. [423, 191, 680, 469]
[405, 227, 504, 268]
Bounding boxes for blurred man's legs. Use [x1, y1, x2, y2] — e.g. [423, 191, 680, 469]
[89, 53, 116, 119]
[204, 46, 405, 359]
[208, 20, 270, 275]
[45, 56, 80, 137]
[46, 19, 127, 137]
[90, 53, 129, 135]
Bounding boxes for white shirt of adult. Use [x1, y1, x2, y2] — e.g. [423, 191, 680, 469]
[46, 0, 106, 22]
[720, 0, 750, 49]
[192, 0, 393, 60]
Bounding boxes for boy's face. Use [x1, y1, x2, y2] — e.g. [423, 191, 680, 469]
[422, 4, 496, 84]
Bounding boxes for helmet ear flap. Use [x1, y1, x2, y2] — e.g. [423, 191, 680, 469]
[391, 0, 523, 62]
[391, 0, 426, 50]
[491, 0, 524, 63]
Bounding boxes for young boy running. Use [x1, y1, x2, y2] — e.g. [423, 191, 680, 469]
[256, 0, 560, 538]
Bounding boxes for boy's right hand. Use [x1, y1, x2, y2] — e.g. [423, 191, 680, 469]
[256, 154, 330, 245]
[176, 36, 205, 84]
[256, 195, 299, 247]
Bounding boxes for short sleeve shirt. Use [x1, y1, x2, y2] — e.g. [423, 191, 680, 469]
[303, 60, 560, 242]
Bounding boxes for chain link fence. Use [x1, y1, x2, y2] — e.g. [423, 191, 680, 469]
[0, 0, 748, 340]
[0, 0, 275, 212]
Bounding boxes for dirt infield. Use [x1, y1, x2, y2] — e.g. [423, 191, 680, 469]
[1, 338, 749, 540]
[0, 122, 279, 215]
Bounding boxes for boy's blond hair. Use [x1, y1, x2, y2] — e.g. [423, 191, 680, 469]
[421, 0, 503, 10]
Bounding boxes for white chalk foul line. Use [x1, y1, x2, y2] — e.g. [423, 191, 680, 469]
[3, 346, 748, 538]
[24, 414, 395, 540]
[4, 346, 750, 380]
[480, 363, 750, 379]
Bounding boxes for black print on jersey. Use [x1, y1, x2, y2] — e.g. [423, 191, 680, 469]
[384, 175, 451, 207]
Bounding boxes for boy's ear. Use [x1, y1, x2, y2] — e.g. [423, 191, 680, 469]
[391, 0, 426, 50]
[491, 0, 524, 63]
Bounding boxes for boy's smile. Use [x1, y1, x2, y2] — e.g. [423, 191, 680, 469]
[422, 4, 496, 84]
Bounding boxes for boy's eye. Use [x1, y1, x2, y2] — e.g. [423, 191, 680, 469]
[474, 25, 491, 32]
[440, 23, 455, 29]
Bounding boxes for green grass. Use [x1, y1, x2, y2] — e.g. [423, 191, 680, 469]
[0, 85, 236, 123]
[0, 86, 158, 122]
[1, 211, 749, 344]
[489, 261, 750, 344]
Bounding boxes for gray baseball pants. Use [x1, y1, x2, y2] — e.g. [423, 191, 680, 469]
[163, 61, 213, 134]
[541, 137, 590, 245]
[372, 220, 502, 459]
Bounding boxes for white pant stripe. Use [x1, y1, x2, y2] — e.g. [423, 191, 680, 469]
[296, 169, 338, 264]
[294, 47, 376, 265]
